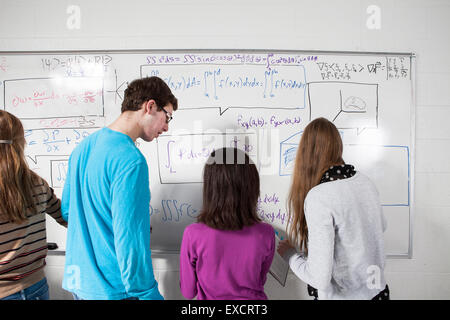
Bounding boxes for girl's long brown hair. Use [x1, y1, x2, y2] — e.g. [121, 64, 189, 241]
[287, 118, 344, 255]
[197, 147, 261, 230]
[0, 110, 38, 224]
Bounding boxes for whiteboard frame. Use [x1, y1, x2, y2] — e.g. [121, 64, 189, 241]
[0, 49, 414, 57]
[0, 49, 415, 259]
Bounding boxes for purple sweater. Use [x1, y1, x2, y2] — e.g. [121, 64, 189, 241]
[180, 222, 275, 300]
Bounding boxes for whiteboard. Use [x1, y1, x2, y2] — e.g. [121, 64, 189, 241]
[0, 50, 415, 258]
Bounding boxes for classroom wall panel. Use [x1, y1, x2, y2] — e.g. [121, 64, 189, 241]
[415, 173, 450, 207]
[416, 107, 450, 140]
[417, 73, 450, 106]
[417, 42, 450, 74]
[385, 272, 450, 300]
[415, 140, 450, 173]
[414, 207, 450, 273]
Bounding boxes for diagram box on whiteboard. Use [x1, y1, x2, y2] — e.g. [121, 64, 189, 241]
[279, 130, 344, 177]
[279, 131, 302, 176]
[157, 132, 257, 184]
[141, 64, 307, 112]
[3, 77, 105, 119]
[308, 82, 378, 134]
[280, 140, 410, 207]
[50, 160, 69, 188]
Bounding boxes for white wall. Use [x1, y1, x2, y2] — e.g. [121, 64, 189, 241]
[1, 0, 449, 300]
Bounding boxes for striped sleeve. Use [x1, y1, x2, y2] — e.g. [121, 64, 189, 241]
[34, 177, 67, 228]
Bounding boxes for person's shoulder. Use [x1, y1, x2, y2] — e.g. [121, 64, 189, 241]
[101, 129, 146, 165]
[116, 148, 146, 169]
[308, 172, 360, 195]
[256, 221, 274, 231]
[305, 179, 346, 209]
[352, 172, 380, 195]
[183, 222, 209, 240]
[30, 171, 50, 190]
[352, 171, 375, 185]
[307, 180, 336, 198]
[107, 134, 145, 163]
[69, 127, 101, 156]
[317, 171, 377, 194]
[252, 221, 275, 236]
[30, 171, 44, 185]
[81, 126, 103, 144]
[186, 222, 208, 232]
[78, 128, 131, 151]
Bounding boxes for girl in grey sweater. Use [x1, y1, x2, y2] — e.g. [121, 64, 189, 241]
[277, 118, 389, 300]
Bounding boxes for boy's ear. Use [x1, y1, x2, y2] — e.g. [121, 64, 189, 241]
[144, 99, 157, 114]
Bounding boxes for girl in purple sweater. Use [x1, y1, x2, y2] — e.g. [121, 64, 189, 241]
[180, 147, 275, 300]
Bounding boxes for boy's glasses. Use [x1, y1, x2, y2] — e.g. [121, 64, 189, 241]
[160, 107, 173, 123]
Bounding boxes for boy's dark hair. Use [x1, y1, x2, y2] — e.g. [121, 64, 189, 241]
[121, 76, 178, 113]
[197, 147, 261, 230]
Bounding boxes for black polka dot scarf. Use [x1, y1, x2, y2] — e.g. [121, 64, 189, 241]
[319, 164, 357, 184]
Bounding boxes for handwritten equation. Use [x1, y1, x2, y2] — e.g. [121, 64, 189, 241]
[157, 133, 257, 184]
[150, 200, 199, 223]
[11, 88, 101, 108]
[317, 56, 410, 81]
[141, 64, 307, 109]
[146, 53, 318, 69]
[237, 113, 302, 130]
[4, 77, 104, 119]
[41, 55, 112, 76]
[257, 193, 289, 225]
[387, 57, 410, 80]
[25, 128, 96, 158]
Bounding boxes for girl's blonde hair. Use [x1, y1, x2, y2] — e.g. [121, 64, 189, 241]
[287, 117, 344, 255]
[0, 110, 38, 224]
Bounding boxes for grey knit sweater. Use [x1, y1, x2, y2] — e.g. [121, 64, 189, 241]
[283, 172, 387, 300]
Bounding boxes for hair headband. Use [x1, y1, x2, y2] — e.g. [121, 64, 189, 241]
[0, 140, 12, 144]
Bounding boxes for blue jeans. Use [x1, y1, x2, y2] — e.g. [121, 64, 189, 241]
[1, 277, 49, 300]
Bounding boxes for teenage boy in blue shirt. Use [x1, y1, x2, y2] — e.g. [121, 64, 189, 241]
[62, 76, 177, 300]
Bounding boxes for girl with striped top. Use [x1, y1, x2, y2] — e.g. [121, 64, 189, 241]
[0, 110, 67, 300]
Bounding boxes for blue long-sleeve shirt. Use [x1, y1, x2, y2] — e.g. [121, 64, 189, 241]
[61, 127, 163, 300]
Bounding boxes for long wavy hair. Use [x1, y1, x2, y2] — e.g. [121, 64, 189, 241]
[287, 118, 344, 255]
[0, 110, 38, 224]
